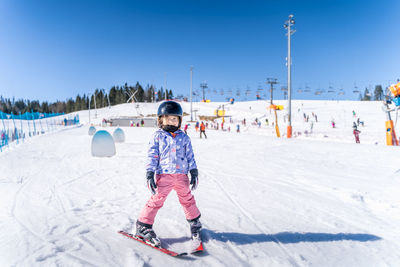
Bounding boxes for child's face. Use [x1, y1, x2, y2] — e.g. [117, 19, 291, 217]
[163, 115, 179, 126]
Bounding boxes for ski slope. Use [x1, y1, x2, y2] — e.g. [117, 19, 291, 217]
[1, 100, 400, 266]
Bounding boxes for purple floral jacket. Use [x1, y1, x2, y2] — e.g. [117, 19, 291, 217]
[146, 129, 197, 174]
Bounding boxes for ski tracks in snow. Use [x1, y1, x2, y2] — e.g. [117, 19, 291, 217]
[202, 169, 302, 267]
[9, 165, 98, 266]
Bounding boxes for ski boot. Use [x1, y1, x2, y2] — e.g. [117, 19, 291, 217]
[188, 216, 202, 241]
[135, 221, 161, 247]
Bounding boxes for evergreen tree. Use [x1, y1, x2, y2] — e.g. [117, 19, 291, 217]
[135, 82, 145, 102]
[374, 85, 383, 100]
[109, 87, 117, 105]
[362, 88, 371, 101]
[0, 82, 176, 114]
[157, 88, 165, 101]
[75, 95, 82, 111]
[167, 89, 174, 99]
[41, 101, 49, 113]
[66, 98, 75, 113]
[145, 84, 155, 102]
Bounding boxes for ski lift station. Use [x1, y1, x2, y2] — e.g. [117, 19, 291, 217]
[108, 117, 157, 127]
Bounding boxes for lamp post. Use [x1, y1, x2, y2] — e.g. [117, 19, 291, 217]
[284, 14, 295, 138]
[93, 91, 97, 119]
[164, 72, 168, 100]
[88, 95, 91, 125]
[190, 66, 193, 121]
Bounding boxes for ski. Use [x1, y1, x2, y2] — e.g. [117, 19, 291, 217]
[118, 230, 188, 257]
[191, 241, 204, 254]
[190, 233, 204, 254]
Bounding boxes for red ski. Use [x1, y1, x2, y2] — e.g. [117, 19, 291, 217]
[118, 230, 188, 257]
[191, 241, 204, 254]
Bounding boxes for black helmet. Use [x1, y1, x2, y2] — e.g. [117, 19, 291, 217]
[157, 101, 183, 117]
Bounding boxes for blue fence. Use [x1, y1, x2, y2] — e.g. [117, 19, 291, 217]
[0, 111, 79, 152]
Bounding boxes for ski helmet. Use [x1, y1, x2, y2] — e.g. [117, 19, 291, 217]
[157, 101, 183, 117]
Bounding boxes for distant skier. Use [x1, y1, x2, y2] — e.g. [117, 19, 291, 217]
[1, 131, 5, 145]
[135, 101, 202, 247]
[331, 120, 336, 128]
[195, 121, 200, 132]
[352, 110, 356, 117]
[184, 123, 189, 134]
[141, 119, 145, 127]
[353, 128, 361, 143]
[265, 118, 269, 126]
[236, 124, 240, 133]
[200, 122, 207, 139]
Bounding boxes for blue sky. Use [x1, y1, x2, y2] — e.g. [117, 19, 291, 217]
[0, 0, 399, 102]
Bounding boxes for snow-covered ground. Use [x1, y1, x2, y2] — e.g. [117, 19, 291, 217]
[1, 100, 400, 266]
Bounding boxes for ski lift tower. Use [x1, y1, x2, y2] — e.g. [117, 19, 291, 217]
[284, 14, 295, 138]
[200, 82, 208, 102]
[266, 78, 278, 105]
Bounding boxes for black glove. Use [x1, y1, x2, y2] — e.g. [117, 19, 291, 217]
[189, 169, 198, 191]
[146, 171, 157, 195]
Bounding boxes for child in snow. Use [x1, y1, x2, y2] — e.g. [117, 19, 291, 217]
[353, 123, 361, 143]
[353, 128, 361, 143]
[135, 101, 201, 247]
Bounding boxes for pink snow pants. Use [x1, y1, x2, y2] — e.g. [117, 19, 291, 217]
[138, 173, 201, 225]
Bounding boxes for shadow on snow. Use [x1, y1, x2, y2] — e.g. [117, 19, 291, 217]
[200, 229, 381, 245]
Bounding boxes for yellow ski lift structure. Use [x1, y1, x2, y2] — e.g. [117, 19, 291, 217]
[268, 104, 283, 137]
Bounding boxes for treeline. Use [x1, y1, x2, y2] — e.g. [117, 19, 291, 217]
[359, 85, 384, 101]
[0, 82, 174, 114]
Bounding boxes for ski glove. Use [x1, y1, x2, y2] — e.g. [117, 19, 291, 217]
[189, 169, 198, 191]
[146, 171, 157, 195]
